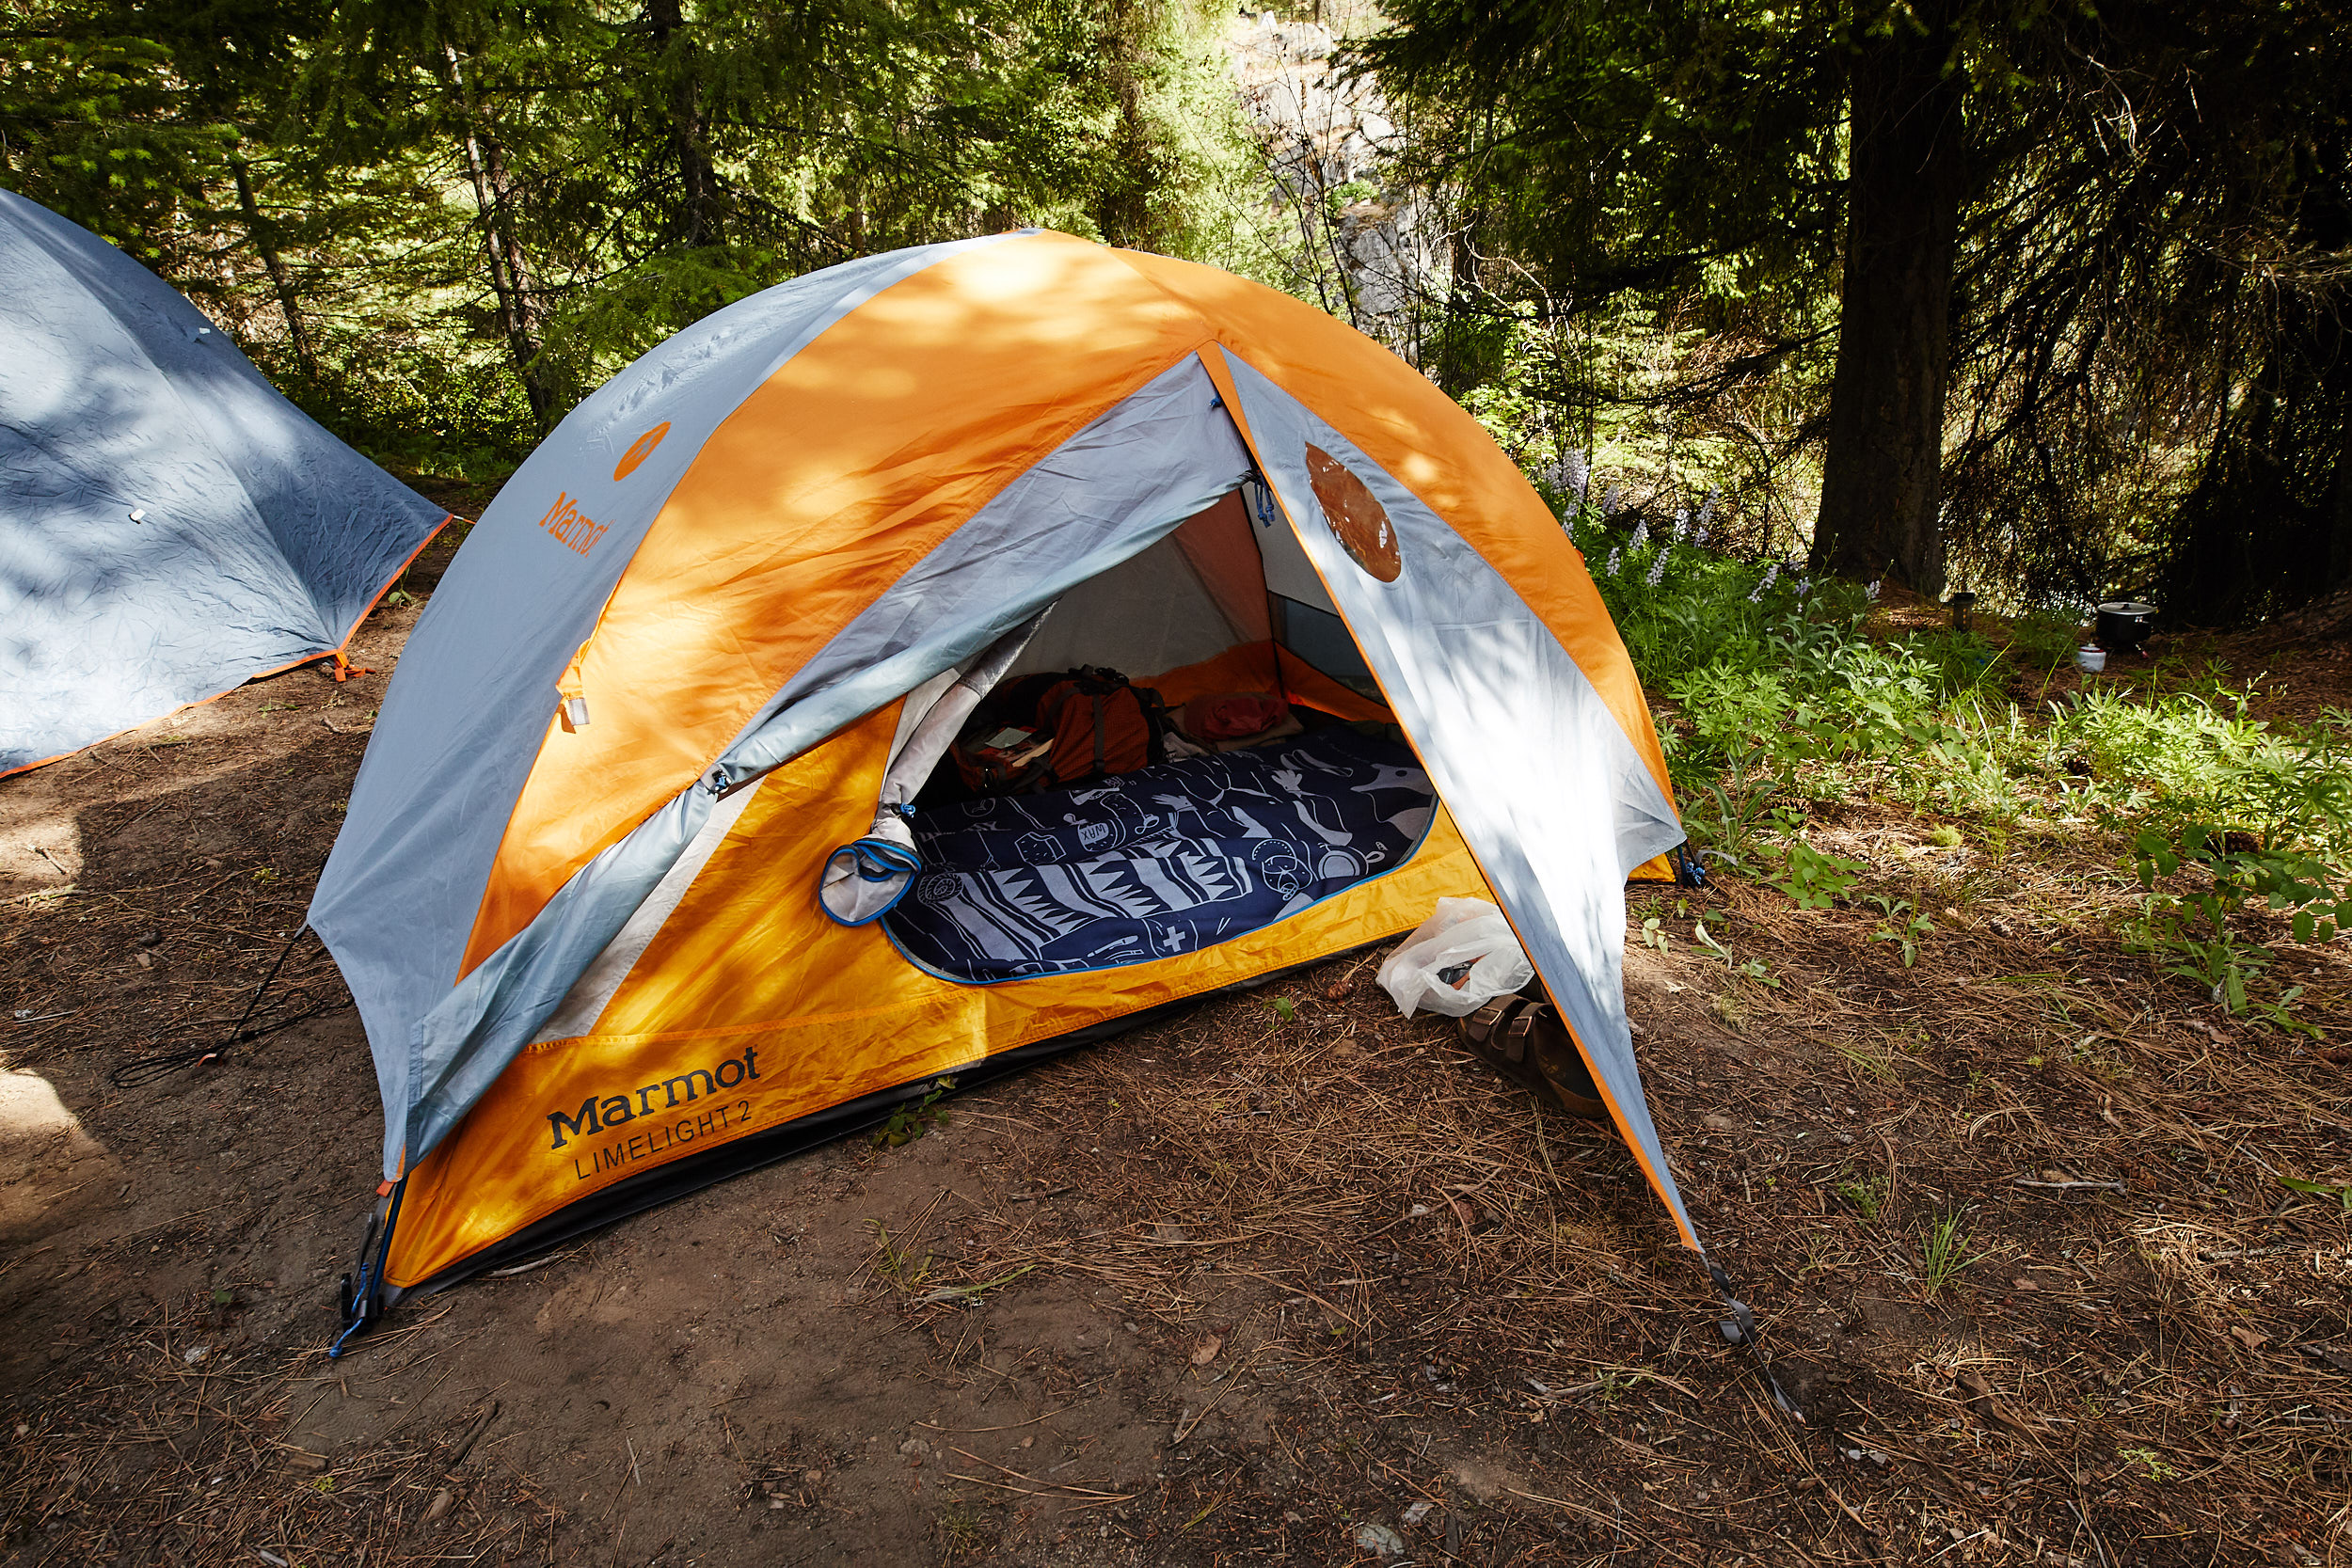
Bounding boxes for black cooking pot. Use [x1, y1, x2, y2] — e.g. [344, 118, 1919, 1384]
[2094, 601, 2156, 656]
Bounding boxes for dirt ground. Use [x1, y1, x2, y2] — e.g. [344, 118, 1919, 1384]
[5, 527, 2350, 1566]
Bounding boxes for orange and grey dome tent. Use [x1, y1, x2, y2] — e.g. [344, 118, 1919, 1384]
[310, 230, 1698, 1336]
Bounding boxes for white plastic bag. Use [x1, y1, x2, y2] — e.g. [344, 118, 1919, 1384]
[1375, 897, 1534, 1019]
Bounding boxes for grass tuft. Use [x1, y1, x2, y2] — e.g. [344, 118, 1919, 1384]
[1918, 1212, 1984, 1302]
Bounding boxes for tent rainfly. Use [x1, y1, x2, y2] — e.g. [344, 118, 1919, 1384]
[310, 230, 1719, 1345]
[0, 191, 451, 776]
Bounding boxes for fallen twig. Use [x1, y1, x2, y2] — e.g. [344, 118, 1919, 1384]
[946, 1448, 1129, 1501]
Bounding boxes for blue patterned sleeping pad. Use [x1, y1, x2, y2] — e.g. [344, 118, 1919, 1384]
[885, 726, 1437, 981]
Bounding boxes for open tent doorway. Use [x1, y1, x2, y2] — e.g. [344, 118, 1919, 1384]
[306, 230, 1695, 1328]
[838, 471, 1438, 987]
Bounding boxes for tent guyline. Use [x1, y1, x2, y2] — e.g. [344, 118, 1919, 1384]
[110, 923, 333, 1090]
[266, 229, 1778, 1394]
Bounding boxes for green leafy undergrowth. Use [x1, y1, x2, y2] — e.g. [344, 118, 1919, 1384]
[872, 1076, 957, 1149]
[1918, 1212, 1984, 1302]
[1768, 837, 1866, 911]
[1581, 531, 2350, 994]
[2124, 825, 2344, 1023]
[1867, 895, 1936, 967]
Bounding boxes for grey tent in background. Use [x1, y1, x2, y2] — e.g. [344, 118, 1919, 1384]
[0, 190, 450, 777]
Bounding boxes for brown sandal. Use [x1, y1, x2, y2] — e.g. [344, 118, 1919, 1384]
[1460, 993, 1547, 1099]
[1462, 991, 1614, 1124]
[1505, 1001, 1612, 1123]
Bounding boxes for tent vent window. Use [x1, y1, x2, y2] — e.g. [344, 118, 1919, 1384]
[1271, 595, 1379, 699]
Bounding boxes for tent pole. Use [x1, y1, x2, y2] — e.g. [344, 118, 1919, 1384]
[328, 1177, 408, 1358]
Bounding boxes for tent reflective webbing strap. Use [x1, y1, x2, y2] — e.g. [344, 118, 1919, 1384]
[328, 1175, 408, 1357]
[1244, 473, 1280, 529]
[1707, 1259, 1804, 1419]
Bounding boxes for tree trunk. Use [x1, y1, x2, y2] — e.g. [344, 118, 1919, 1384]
[1092, 0, 1161, 248]
[229, 156, 321, 385]
[1811, 9, 1967, 594]
[442, 44, 554, 427]
[1434, 209, 1484, 396]
[2156, 121, 2351, 624]
[645, 0, 723, 247]
[2307, 152, 2352, 597]
[2326, 377, 2352, 594]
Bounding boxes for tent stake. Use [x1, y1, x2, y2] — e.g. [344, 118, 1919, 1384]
[1708, 1260, 1804, 1420]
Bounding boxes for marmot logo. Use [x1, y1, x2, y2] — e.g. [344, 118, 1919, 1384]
[1305, 445, 1401, 582]
[548, 1046, 759, 1148]
[537, 491, 609, 556]
[613, 421, 670, 482]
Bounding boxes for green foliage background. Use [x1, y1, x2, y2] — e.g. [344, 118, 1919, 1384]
[0, 0, 1274, 477]
[1362, 0, 2352, 620]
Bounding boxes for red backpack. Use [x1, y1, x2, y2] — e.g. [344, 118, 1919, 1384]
[1032, 668, 1168, 787]
[951, 667, 1167, 795]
